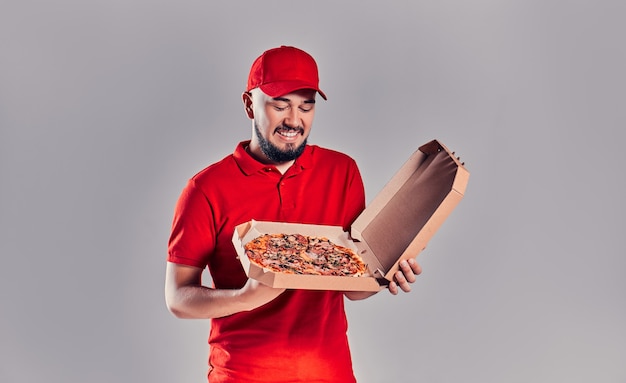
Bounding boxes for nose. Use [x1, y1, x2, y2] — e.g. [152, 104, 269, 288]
[284, 107, 301, 129]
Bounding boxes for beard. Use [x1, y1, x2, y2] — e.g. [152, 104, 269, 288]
[254, 122, 307, 163]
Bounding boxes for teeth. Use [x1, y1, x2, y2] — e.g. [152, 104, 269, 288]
[278, 130, 299, 137]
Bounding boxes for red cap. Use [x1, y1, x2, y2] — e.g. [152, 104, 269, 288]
[246, 46, 327, 100]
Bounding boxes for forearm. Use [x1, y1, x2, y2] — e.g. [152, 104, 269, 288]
[166, 284, 251, 319]
[165, 262, 285, 319]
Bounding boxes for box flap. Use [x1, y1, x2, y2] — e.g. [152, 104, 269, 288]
[351, 139, 469, 281]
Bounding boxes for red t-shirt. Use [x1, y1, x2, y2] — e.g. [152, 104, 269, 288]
[168, 141, 366, 383]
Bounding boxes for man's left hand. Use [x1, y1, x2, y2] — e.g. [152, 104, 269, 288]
[388, 258, 422, 295]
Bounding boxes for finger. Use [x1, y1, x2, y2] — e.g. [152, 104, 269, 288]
[394, 270, 412, 293]
[388, 281, 399, 295]
[398, 260, 417, 284]
[408, 258, 422, 275]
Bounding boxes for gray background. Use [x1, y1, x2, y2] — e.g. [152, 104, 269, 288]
[1, 1, 624, 382]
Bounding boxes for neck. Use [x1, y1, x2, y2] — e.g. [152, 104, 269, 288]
[274, 161, 295, 174]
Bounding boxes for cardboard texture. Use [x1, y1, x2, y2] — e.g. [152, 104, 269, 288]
[232, 139, 469, 291]
[351, 139, 469, 283]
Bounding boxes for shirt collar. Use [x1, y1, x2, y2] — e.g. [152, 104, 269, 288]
[233, 140, 314, 176]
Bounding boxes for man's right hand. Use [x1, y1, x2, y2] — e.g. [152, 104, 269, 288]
[237, 278, 286, 310]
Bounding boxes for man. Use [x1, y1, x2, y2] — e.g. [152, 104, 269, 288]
[165, 45, 422, 382]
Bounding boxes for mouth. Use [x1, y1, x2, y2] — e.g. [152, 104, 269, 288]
[274, 126, 304, 140]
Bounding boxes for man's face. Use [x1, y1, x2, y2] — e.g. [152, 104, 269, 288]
[250, 88, 317, 163]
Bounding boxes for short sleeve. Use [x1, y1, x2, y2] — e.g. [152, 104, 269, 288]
[167, 178, 217, 268]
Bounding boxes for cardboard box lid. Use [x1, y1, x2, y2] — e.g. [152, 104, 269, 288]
[351, 139, 469, 282]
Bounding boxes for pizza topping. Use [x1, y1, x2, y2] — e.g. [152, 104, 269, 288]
[244, 233, 367, 277]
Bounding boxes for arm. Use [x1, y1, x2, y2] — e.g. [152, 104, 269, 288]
[164, 262, 286, 319]
[344, 258, 422, 301]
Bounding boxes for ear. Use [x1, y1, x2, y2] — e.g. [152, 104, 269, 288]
[242, 92, 254, 119]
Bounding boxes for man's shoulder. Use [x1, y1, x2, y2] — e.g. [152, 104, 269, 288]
[190, 153, 237, 184]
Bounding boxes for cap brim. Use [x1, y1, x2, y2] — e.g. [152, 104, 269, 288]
[260, 81, 327, 100]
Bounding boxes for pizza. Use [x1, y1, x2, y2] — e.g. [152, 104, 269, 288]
[244, 233, 367, 277]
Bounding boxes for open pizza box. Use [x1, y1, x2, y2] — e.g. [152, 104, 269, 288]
[232, 139, 470, 292]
